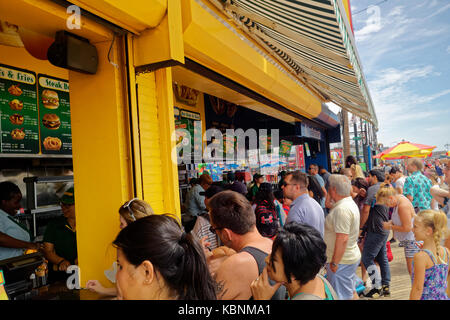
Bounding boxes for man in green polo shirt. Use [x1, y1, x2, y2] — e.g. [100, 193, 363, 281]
[42, 187, 77, 283]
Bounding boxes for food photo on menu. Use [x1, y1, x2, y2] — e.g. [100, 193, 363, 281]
[38, 75, 71, 154]
[0, 64, 39, 153]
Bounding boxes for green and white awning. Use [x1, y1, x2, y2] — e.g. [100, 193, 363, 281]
[208, 0, 378, 129]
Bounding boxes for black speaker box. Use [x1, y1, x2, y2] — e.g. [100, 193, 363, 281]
[47, 31, 98, 74]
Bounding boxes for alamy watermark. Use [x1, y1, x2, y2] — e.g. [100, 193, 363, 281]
[173, 126, 282, 167]
[66, 5, 81, 30]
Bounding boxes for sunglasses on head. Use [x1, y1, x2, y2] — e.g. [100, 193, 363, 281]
[123, 197, 139, 221]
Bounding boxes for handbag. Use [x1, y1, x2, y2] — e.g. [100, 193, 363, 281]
[386, 241, 393, 262]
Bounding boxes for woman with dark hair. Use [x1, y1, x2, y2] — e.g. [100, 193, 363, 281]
[253, 183, 280, 239]
[345, 155, 357, 168]
[113, 214, 217, 300]
[352, 177, 369, 213]
[86, 198, 155, 296]
[251, 222, 338, 300]
[307, 175, 325, 206]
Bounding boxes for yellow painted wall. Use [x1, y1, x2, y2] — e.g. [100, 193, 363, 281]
[135, 70, 181, 218]
[136, 72, 165, 214]
[70, 37, 133, 287]
[0, 44, 68, 81]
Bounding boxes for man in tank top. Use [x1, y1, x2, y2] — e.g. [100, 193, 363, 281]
[206, 190, 286, 300]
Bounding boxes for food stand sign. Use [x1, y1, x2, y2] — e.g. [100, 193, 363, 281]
[280, 140, 293, 157]
[0, 64, 39, 154]
[297, 145, 306, 173]
[38, 74, 71, 155]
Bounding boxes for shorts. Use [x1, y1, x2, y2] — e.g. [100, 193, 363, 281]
[326, 260, 360, 300]
[399, 240, 421, 258]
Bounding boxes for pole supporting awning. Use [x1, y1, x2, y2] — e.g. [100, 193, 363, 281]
[208, 0, 378, 129]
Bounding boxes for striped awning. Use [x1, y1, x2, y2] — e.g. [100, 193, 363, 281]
[208, 0, 378, 129]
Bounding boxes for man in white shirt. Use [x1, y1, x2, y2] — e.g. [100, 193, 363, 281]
[324, 174, 361, 300]
[389, 166, 406, 194]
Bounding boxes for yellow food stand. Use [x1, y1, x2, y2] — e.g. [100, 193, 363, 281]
[0, 0, 377, 297]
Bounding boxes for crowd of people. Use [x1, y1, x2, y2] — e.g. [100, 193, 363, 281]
[0, 156, 449, 300]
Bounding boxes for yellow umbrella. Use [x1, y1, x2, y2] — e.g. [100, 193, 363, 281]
[374, 141, 436, 160]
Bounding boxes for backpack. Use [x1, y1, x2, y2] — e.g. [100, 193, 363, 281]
[255, 200, 279, 238]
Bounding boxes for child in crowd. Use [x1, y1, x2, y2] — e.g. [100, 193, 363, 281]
[410, 210, 449, 300]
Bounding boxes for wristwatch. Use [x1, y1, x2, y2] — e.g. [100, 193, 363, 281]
[330, 262, 338, 267]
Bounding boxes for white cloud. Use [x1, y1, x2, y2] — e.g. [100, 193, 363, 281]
[447, 46, 450, 54]
[424, 3, 450, 19]
[355, 23, 383, 41]
[388, 6, 404, 17]
[368, 66, 447, 122]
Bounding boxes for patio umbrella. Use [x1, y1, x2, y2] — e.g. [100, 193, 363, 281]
[374, 141, 435, 161]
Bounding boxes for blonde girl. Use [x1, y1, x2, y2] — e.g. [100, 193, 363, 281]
[410, 210, 449, 300]
[378, 184, 418, 277]
[351, 163, 365, 179]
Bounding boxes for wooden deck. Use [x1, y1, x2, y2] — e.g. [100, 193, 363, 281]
[357, 241, 412, 300]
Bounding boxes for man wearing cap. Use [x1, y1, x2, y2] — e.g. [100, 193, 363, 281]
[42, 187, 78, 283]
[184, 173, 213, 232]
[192, 185, 225, 251]
[248, 173, 264, 203]
[229, 178, 248, 196]
[390, 166, 406, 194]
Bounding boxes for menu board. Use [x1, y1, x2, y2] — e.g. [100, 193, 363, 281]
[280, 140, 293, 157]
[0, 64, 39, 153]
[38, 74, 71, 154]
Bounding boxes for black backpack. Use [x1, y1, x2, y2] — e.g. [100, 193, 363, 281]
[254, 200, 279, 238]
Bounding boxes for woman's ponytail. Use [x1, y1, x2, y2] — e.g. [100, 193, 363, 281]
[113, 215, 217, 300]
[418, 210, 448, 262]
[176, 233, 217, 300]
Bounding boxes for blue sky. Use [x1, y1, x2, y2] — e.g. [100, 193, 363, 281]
[333, 0, 450, 151]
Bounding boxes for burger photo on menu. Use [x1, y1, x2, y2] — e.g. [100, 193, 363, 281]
[41, 89, 59, 109]
[42, 136, 62, 151]
[9, 114, 24, 125]
[42, 113, 61, 130]
[11, 128, 25, 140]
[8, 84, 22, 96]
[9, 99, 23, 110]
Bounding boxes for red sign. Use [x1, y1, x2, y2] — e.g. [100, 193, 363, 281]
[297, 145, 305, 172]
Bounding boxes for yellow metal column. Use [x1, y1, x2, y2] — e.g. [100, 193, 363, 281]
[69, 36, 133, 287]
[155, 68, 181, 218]
[135, 68, 181, 219]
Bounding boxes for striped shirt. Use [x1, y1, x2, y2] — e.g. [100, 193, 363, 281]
[191, 214, 219, 250]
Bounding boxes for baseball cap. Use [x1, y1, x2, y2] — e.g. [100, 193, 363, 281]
[253, 173, 263, 180]
[200, 185, 225, 198]
[229, 181, 248, 195]
[60, 187, 75, 205]
[389, 166, 402, 174]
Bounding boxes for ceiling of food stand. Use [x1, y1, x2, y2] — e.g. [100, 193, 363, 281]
[206, 0, 378, 129]
[172, 66, 298, 124]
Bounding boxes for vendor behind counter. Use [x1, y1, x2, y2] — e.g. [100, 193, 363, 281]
[0, 181, 42, 261]
[42, 187, 77, 283]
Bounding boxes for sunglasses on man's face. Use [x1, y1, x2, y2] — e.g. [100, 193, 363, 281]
[209, 226, 223, 234]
